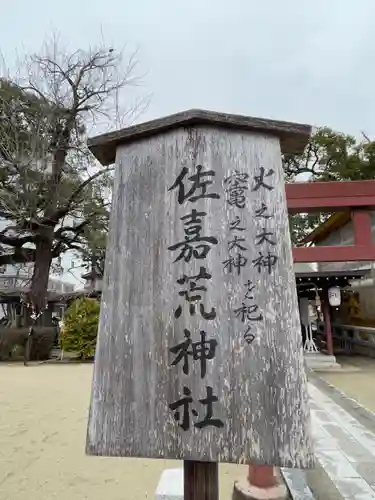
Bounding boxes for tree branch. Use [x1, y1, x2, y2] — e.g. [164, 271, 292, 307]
[0, 232, 35, 248]
[26, 166, 113, 230]
[53, 221, 87, 240]
[0, 248, 35, 266]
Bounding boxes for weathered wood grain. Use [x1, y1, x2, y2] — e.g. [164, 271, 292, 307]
[86, 124, 314, 468]
[184, 461, 218, 500]
[88, 109, 311, 165]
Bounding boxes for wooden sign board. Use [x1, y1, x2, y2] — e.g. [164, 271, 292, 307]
[86, 110, 314, 468]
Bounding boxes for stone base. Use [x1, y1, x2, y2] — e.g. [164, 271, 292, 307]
[155, 468, 183, 500]
[232, 478, 287, 500]
[155, 467, 289, 500]
[304, 352, 341, 371]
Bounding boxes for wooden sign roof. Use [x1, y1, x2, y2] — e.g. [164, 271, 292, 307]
[88, 109, 311, 165]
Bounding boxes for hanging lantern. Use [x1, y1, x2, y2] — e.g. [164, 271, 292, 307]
[328, 286, 341, 307]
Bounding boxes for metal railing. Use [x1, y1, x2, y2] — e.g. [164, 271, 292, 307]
[317, 322, 375, 354]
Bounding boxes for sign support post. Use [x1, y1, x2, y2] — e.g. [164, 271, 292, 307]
[184, 461, 218, 500]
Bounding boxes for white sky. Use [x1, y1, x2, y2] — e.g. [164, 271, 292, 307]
[2, 0, 375, 285]
[2, 0, 375, 136]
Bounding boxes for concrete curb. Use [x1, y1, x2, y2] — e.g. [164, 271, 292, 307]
[280, 469, 315, 500]
[233, 478, 288, 500]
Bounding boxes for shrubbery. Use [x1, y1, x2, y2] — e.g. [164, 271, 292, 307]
[60, 297, 100, 360]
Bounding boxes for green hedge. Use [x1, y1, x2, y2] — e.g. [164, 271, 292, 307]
[60, 297, 100, 360]
[0, 326, 56, 361]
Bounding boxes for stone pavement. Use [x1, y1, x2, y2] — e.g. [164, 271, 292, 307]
[284, 378, 375, 499]
[319, 356, 375, 413]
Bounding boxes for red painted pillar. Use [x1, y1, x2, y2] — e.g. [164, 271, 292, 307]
[321, 290, 334, 356]
[247, 465, 277, 488]
[352, 210, 372, 246]
[234, 464, 287, 499]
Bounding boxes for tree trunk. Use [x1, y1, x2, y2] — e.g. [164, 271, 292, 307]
[28, 124, 71, 317]
[29, 229, 54, 314]
[28, 136, 69, 315]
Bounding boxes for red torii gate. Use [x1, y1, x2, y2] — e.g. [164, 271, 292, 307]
[286, 179, 375, 262]
[286, 178, 375, 371]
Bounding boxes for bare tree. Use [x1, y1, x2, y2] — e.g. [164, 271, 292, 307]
[0, 36, 149, 313]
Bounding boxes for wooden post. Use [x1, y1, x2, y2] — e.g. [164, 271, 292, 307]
[23, 329, 31, 366]
[322, 290, 334, 356]
[85, 110, 315, 498]
[184, 461, 218, 500]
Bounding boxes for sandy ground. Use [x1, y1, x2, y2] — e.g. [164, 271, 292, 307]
[3, 357, 374, 500]
[0, 363, 246, 500]
[318, 356, 375, 413]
